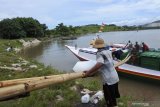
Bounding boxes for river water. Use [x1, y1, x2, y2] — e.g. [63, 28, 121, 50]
[20, 29, 160, 104]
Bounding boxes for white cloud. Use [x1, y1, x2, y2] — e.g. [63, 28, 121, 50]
[111, 18, 150, 26]
[83, 0, 160, 15]
[80, 0, 160, 25]
[0, 0, 160, 28]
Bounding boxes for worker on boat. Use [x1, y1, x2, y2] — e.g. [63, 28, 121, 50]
[142, 42, 149, 52]
[134, 41, 140, 52]
[130, 47, 138, 65]
[125, 40, 133, 51]
[83, 38, 120, 107]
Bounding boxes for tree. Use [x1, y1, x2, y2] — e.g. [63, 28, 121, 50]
[68, 25, 76, 36]
[0, 19, 26, 39]
[41, 24, 48, 35]
[55, 23, 70, 36]
[0, 17, 47, 39]
[13, 17, 44, 37]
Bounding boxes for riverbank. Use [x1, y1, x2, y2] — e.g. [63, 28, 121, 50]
[0, 38, 132, 107]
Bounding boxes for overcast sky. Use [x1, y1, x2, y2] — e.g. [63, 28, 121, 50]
[0, 0, 160, 29]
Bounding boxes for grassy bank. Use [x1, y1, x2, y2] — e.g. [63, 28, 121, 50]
[0, 39, 131, 107]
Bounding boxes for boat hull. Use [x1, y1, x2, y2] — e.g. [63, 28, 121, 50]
[118, 71, 160, 84]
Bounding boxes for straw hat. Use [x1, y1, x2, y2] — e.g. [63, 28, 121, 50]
[93, 38, 105, 48]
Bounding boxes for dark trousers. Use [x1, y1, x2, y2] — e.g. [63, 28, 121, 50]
[103, 82, 120, 107]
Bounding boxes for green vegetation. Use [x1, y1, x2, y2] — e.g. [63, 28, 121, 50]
[53, 23, 76, 37]
[0, 17, 141, 39]
[0, 17, 156, 39]
[49, 24, 140, 37]
[0, 17, 47, 39]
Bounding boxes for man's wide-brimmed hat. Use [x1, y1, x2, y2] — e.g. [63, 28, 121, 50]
[93, 38, 105, 48]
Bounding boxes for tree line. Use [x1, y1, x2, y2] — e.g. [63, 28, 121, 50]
[0, 18, 78, 39]
[48, 23, 140, 37]
[0, 17, 148, 39]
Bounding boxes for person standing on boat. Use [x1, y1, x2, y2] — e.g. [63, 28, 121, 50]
[83, 38, 120, 107]
[125, 40, 133, 51]
[134, 42, 140, 52]
[142, 42, 149, 52]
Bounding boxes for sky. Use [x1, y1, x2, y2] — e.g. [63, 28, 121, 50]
[0, 0, 160, 29]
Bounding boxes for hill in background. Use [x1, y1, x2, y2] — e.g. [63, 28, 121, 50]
[142, 20, 160, 28]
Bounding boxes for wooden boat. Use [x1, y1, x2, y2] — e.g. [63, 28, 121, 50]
[65, 45, 160, 81]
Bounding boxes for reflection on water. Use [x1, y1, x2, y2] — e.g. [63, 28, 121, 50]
[20, 29, 160, 101]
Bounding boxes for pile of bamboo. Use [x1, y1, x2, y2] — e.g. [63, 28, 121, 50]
[0, 55, 130, 101]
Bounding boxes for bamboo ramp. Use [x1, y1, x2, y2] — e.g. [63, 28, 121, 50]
[0, 55, 130, 101]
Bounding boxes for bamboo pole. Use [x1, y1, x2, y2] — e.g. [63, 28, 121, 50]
[26, 72, 84, 91]
[0, 72, 84, 101]
[114, 55, 131, 67]
[0, 73, 72, 88]
[0, 84, 26, 101]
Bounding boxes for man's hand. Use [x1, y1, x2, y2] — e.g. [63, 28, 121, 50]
[83, 70, 89, 78]
[82, 62, 103, 78]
